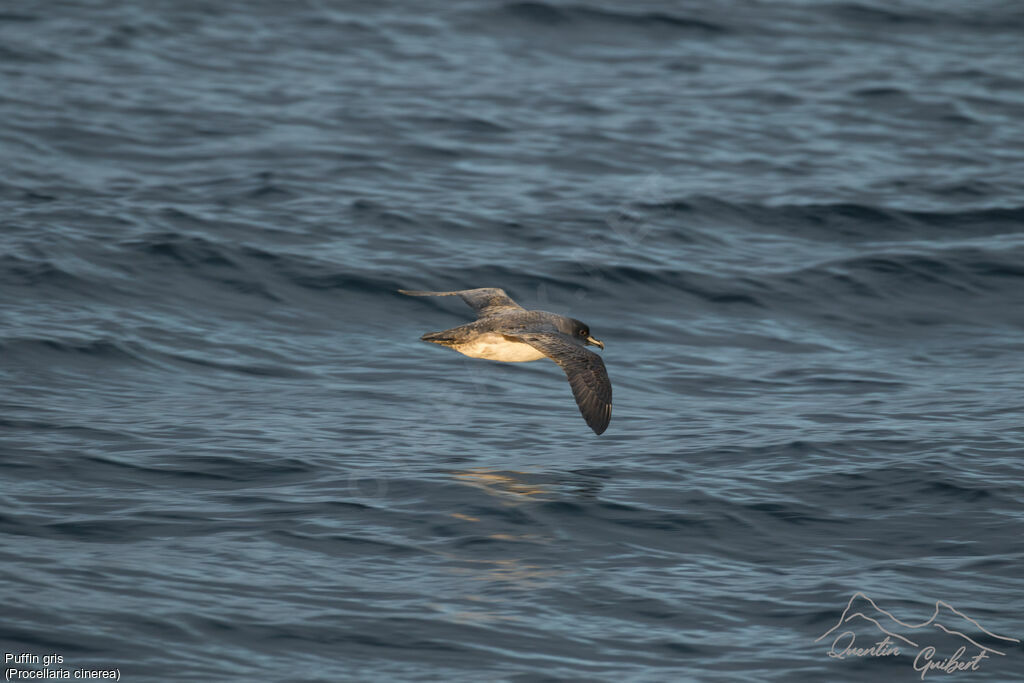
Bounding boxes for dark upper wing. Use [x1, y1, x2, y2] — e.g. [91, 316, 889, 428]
[508, 332, 612, 435]
[398, 287, 524, 319]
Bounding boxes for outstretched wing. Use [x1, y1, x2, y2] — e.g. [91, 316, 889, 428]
[507, 332, 612, 435]
[398, 287, 524, 319]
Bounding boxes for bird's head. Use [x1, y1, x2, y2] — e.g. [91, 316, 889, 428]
[564, 318, 604, 349]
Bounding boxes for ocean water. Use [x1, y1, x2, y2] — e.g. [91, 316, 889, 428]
[2, 1, 1023, 681]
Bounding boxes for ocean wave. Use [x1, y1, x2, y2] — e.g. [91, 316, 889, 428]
[831, 2, 1024, 32]
[0, 335, 312, 381]
[788, 247, 1024, 300]
[491, 2, 728, 34]
[0, 253, 87, 288]
[0, 337, 147, 365]
[639, 198, 1024, 240]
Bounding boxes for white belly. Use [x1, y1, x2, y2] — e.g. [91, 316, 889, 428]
[454, 333, 545, 362]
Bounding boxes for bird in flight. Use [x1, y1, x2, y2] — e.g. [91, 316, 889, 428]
[399, 287, 612, 434]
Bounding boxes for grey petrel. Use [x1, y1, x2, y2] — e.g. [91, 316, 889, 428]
[399, 287, 612, 434]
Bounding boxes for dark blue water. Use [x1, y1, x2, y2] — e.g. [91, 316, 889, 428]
[2, 1, 1023, 680]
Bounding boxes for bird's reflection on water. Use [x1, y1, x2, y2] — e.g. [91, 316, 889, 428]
[451, 467, 606, 503]
[420, 468, 607, 625]
[453, 468, 553, 501]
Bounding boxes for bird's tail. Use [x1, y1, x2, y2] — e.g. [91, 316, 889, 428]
[420, 330, 457, 346]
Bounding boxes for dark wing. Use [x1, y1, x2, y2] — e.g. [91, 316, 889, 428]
[508, 332, 612, 435]
[398, 287, 524, 319]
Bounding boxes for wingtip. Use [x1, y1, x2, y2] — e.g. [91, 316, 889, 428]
[587, 406, 612, 435]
